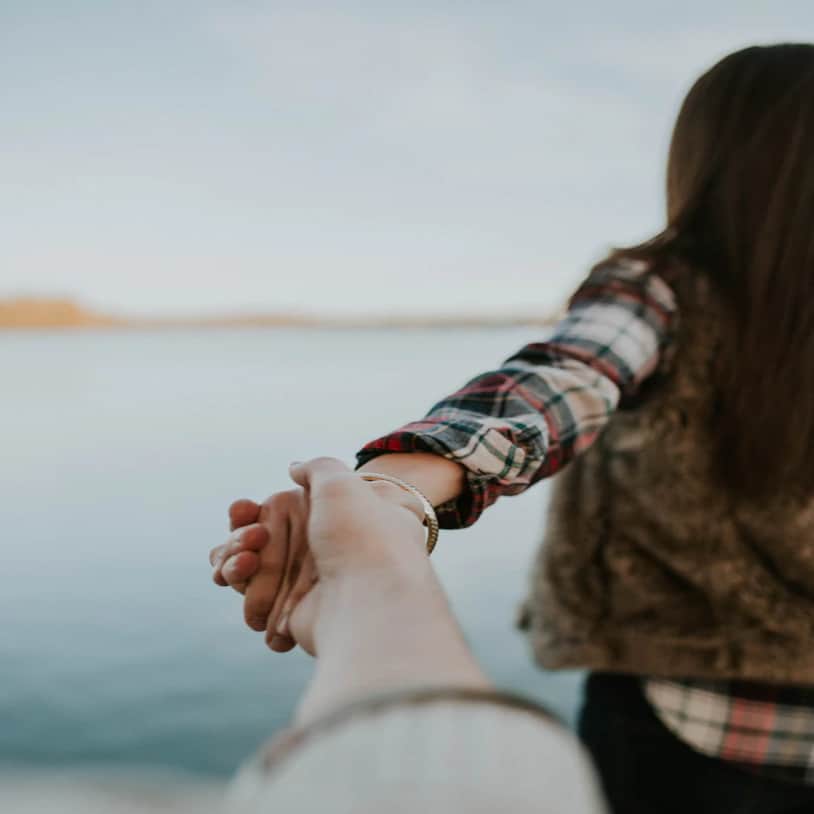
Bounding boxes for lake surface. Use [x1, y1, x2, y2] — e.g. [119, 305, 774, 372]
[0, 328, 582, 780]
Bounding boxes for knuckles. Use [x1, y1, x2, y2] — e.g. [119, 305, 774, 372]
[307, 455, 345, 470]
[228, 498, 259, 517]
[313, 474, 356, 502]
[264, 488, 303, 515]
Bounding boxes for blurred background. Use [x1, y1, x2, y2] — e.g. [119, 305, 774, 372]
[2, 0, 812, 791]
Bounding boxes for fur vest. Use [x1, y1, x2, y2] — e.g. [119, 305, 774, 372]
[519, 271, 814, 682]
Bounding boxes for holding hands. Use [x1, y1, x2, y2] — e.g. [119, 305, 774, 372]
[210, 486, 314, 652]
[209, 458, 428, 655]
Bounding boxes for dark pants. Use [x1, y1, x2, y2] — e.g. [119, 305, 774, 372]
[578, 673, 814, 814]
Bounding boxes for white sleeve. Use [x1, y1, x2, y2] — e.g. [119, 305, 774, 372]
[227, 690, 607, 814]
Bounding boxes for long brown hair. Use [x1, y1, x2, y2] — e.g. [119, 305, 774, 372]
[609, 44, 814, 498]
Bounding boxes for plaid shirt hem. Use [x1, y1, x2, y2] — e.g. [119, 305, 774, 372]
[645, 678, 814, 784]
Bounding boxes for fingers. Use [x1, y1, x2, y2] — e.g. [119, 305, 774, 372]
[211, 546, 232, 587]
[242, 507, 291, 631]
[288, 552, 317, 615]
[229, 499, 261, 532]
[288, 457, 350, 493]
[287, 585, 319, 657]
[263, 497, 305, 638]
[221, 550, 260, 592]
[209, 544, 225, 568]
[211, 523, 268, 587]
[268, 633, 296, 653]
[267, 552, 317, 645]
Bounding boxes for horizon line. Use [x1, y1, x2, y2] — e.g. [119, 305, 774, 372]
[0, 295, 560, 331]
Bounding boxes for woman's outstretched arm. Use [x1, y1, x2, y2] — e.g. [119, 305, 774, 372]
[357, 263, 676, 528]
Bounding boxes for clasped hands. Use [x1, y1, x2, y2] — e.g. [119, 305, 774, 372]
[209, 458, 428, 655]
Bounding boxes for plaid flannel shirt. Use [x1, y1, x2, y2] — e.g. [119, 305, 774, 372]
[357, 263, 814, 784]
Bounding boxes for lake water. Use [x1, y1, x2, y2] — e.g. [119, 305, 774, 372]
[0, 328, 583, 781]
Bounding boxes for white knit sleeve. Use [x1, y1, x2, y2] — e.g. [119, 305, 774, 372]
[228, 689, 607, 814]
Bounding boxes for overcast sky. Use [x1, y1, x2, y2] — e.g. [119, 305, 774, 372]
[2, 1, 812, 316]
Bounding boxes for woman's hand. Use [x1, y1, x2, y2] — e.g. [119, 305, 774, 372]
[210, 489, 317, 652]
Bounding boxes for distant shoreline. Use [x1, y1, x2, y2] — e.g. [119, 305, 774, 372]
[0, 298, 558, 331]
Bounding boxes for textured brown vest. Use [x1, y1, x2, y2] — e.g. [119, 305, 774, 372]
[519, 270, 814, 682]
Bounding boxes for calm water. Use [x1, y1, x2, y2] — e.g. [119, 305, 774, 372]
[1, 328, 582, 779]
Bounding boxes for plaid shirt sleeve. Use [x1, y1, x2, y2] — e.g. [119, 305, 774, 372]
[356, 263, 677, 528]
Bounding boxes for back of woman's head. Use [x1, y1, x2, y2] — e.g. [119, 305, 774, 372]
[616, 44, 814, 499]
[667, 44, 814, 287]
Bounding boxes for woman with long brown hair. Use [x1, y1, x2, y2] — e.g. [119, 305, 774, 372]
[212, 44, 814, 813]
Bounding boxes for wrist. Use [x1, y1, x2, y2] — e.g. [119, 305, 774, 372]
[300, 568, 490, 725]
[319, 552, 433, 615]
[357, 452, 465, 508]
[314, 557, 437, 648]
[358, 472, 439, 554]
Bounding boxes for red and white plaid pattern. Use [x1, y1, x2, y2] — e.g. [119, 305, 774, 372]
[358, 263, 675, 528]
[645, 679, 814, 783]
[358, 261, 814, 784]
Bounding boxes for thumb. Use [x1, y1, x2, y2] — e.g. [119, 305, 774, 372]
[288, 457, 351, 492]
[288, 586, 319, 657]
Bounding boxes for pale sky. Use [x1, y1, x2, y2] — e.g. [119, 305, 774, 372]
[2, 1, 812, 316]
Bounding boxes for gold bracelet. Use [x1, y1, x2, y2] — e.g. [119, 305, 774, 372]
[358, 472, 440, 554]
